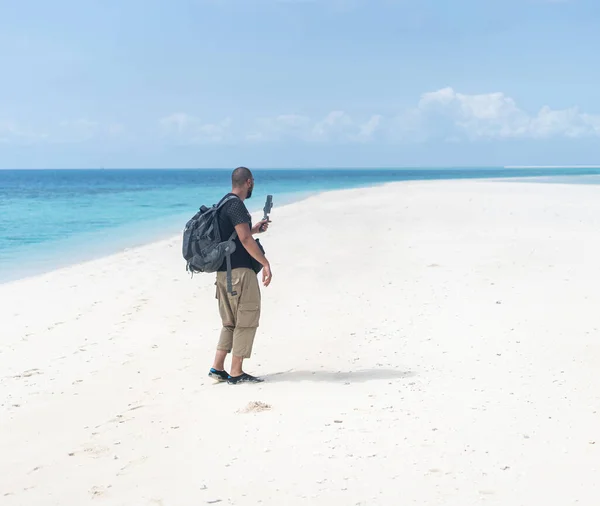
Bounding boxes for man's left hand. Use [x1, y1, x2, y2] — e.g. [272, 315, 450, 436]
[252, 219, 270, 234]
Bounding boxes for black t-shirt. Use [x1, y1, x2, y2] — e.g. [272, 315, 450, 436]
[217, 193, 253, 271]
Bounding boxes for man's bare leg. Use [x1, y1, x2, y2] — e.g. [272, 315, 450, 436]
[212, 349, 228, 372]
[225, 327, 263, 383]
[210, 350, 254, 383]
[230, 355, 244, 377]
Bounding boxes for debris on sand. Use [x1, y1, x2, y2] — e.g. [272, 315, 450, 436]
[237, 401, 272, 414]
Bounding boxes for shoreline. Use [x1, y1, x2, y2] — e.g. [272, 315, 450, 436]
[0, 189, 322, 287]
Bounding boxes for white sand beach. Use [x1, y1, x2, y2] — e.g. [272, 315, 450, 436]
[1, 179, 600, 505]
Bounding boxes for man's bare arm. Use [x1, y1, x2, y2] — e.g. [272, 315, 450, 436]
[236, 222, 272, 287]
[235, 222, 269, 267]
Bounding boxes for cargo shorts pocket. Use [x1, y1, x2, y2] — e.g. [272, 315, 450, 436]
[237, 302, 260, 328]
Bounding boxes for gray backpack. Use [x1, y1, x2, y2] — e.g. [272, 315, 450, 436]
[182, 194, 239, 294]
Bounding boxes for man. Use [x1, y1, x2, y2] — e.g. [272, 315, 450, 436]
[208, 167, 272, 385]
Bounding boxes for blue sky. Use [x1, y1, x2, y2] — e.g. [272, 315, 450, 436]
[1, 0, 599, 168]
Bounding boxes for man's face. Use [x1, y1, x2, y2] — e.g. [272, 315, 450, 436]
[246, 177, 254, 199]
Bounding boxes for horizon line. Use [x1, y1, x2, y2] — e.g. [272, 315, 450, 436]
[3, 165, 600, 171]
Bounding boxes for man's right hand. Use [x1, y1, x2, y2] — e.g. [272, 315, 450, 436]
[262, 263, 272, 287]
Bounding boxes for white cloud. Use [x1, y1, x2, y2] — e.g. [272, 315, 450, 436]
[0, 121, 20, 143]
[50, 119, 125, 143]
[159, 113, 231, 143]
[59, 119, 99, 130]
[57, 119, 99, 142]
[3, 88, 600, 148]
[247, 110, 383, 143]
[1, 119, 125, 144]
[402, 87, 600, 141]
[0, 121, 48, 144]
[246, 114, 312, 142]
[107, 123, 125, 136]
[312, 111, 354, 141]
[246, 93, 600, 144]
[159, 113, 191, 133]
[355, 114, 383, 142]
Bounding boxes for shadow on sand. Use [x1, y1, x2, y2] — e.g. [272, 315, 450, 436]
[261, 368, 416, 384]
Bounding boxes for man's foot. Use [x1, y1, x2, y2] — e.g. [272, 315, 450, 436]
[227, 373, 264, 385]
[208, 368, 229, 382]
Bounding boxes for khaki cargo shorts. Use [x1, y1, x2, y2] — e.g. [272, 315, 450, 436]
[215, 267, 261, 359]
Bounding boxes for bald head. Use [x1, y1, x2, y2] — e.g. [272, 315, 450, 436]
[231, 166, 255, 199]
[232, 166, 253, 188]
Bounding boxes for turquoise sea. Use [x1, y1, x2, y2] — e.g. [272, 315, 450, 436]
[2, 167, 600, 283]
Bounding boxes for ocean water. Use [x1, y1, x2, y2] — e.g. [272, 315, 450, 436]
[2, 167, 600, 283]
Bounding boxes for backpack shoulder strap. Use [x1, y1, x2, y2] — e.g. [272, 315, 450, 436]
[215, 194, 241, 241]
[216, 193, 242, 296]
[216, 194, 239, 209]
